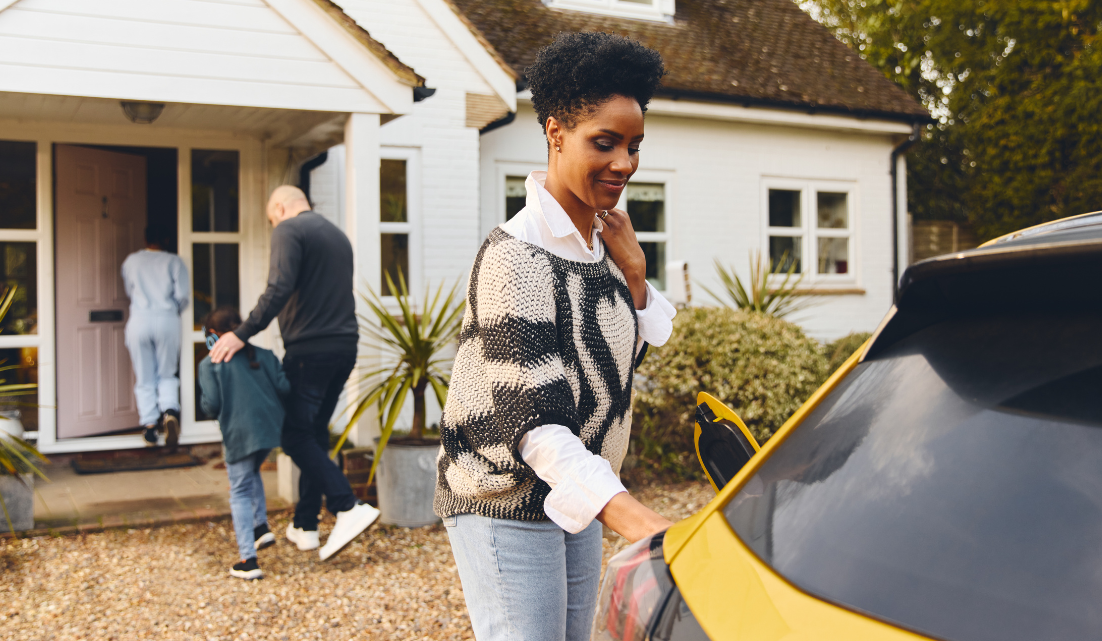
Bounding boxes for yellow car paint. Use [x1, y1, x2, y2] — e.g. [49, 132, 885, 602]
[694, 392, 761, 494]
[660, 341, 931, 639]
[668, 512, 932, 641]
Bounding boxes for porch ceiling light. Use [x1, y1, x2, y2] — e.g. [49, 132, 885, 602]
[120, 101, 165, 125]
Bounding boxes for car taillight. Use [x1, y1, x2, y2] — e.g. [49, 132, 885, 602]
[591, 530, 674, 641]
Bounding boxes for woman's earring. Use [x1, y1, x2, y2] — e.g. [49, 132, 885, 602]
[556, 145, 561, 152]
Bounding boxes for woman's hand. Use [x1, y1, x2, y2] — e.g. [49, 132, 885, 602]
[597, 492, 675, 544]
[599, 208, 648, 310]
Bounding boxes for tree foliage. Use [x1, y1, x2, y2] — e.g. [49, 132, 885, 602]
[801, 0, 1102, 240]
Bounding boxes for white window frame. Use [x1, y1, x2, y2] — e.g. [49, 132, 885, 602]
[618, 169, 674, 294]
[546, 0, 675, 23]
[495, 161, 545, 228]
[761, 178, 859, 287]
[379, 146, 421, 301]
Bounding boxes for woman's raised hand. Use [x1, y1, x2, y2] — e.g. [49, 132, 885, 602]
[599, 208, 648, 310]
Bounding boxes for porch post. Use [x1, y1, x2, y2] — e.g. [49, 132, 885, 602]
[343, 112, 381, 448]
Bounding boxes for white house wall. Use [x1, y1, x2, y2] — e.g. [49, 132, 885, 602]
[318, 0, 507, 288]
[0, 0, 389, 113]
[481, 103, 899, 341]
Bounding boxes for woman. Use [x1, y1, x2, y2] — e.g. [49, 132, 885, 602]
[435, 32, 676, 640]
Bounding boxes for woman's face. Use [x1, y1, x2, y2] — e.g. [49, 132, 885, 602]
[546, 95, 645, 213]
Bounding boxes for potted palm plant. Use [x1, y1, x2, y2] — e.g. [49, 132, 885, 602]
[331, 270, 464, 526]
[0, 286, 45, 535]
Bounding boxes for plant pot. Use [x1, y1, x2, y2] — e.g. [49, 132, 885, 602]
[0, 473, 34, 533]
[376, 439, 440, 527]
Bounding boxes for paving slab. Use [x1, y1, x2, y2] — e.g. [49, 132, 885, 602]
[31, 458, 290, 531]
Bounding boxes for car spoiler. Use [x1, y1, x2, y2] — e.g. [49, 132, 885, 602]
[864, 235, 1102, 360]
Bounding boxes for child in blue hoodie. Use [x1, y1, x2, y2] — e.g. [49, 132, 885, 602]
[198, 307, 290, 580]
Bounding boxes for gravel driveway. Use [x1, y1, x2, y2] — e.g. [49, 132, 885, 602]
[1, 482, 714, 641]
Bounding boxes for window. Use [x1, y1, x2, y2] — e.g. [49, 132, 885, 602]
[765, 181, 854, 282]
[626, 182, 668, 290]
[0, 242, 36, 334]
[546, 0, 674, 22]
[192, 243, 239, 329]
[0, 141, 36, 230]
[505, 176, 526, 221]
[380, 158, 409, 296]
[191, 149, 239, 232]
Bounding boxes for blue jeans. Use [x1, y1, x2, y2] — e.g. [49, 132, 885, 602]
[444, 514, 603, 641]
[282, 351, 358, 530]
[124, 312, 181, 426]
[226, 449, 270, 561]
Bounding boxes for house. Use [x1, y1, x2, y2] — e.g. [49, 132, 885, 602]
[0, 0, 926, 455]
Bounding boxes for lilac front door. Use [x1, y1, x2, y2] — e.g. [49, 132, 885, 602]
[55, 145, 147, 439]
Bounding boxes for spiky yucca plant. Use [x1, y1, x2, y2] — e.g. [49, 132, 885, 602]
[701, 250, 815, 319]
[0, 286, 46, 535]
[331, 270, 464, 485]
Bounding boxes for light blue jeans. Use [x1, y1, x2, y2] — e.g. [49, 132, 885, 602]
[444, 514, 603, 641]
[124, 312, 181, 426]
[226, 449, 270, 561]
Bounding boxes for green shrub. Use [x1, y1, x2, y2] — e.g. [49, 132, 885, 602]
[629, 307, 830, 482]
[825, 332, 872, 374]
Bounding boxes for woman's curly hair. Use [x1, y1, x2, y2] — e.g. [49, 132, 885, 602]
[525, 32, 666, 129]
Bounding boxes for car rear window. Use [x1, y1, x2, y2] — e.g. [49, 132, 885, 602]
[724, 311, 1102, 641]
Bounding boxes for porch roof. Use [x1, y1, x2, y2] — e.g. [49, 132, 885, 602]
[0, 0, 425, 116]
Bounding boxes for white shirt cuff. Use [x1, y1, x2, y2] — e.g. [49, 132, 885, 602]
[519, 424, 627, 533]
[633, 282, 676, 347]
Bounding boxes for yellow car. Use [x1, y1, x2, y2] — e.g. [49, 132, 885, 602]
[592, 212, 1102, 641]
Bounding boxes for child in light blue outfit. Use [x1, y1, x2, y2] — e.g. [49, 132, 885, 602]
[198, 306, 290, 580]
[121, 224, 188, 447]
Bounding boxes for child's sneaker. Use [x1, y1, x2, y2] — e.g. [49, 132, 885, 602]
[230, 558, 263, 580]
[254, 523, 275, 551]
[142, 425, 158, 447]
[162, 409, 180, 448]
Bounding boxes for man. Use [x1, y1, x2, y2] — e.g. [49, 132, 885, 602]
[208, 185, 379, 561]
[122, 223, 187, 448]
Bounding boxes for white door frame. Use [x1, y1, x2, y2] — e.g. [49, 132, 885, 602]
[0, 118, 266, 454]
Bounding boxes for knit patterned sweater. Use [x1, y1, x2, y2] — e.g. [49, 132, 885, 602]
[434, 228, 639, 521]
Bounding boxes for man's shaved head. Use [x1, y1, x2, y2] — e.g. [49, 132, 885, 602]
[267, 185, 311, 227]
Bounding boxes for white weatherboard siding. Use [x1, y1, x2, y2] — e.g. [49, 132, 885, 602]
[324, 0, 514, 289]
[481, 103, 900, 340]
[0, 0, 402, 113]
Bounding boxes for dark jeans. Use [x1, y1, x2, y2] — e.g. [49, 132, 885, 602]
[282, 351, 358, 530]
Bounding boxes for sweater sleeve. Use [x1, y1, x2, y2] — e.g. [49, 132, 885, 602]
[235, 224, 301, 341]
[198, 357, 221, 418]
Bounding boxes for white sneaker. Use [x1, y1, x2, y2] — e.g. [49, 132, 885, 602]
[319, 502, 380, 561]
[285, 523, 320, 551]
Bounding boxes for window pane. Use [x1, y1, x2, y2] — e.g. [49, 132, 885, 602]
[191, 150, 239, 232]
[192, 243, 239, 329]
[627, 183, 664, 232]
[0, 242, 36, 335]
[768, 189, 801, 228]
[194, 342, 214, 421]
[817, 192, 848, 229]
[817, 237, 849, 274]
[769, 236, 802, 273]
[381, 233, 409, 296]
[640, 241, 666, 290]
[0, 347, 37, 434]
[380, 159, 407, 223]
[505, 176, 526, 221]
[0, 141, 36, 230]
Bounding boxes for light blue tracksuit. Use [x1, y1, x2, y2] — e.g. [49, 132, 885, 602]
[121, 249, 189, 426]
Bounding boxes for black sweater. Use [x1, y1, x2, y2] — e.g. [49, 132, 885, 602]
[234, 212, 357, 356]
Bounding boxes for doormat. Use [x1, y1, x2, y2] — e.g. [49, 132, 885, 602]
[71, 451, 203, 475]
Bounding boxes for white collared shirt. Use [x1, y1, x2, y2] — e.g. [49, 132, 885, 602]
[502, 171, 676, 533]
